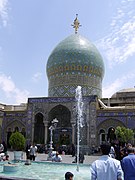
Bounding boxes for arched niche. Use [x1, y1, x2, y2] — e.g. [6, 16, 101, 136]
[98, 129, 106, 145]
[34, 113, 44, 144]
[48, 105, 71, 146]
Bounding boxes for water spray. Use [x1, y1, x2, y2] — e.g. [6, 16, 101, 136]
[75, 86, 84, 172]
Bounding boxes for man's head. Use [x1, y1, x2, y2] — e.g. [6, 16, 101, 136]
[127, 147, 134, 154]
[100, 144, 111, 155]
[65, 172, 74, 180]
[126, 143, 132, 148]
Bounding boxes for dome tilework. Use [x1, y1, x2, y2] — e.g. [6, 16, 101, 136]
[46, 34, 105, 98]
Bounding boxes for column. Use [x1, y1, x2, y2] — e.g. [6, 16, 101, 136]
[44, 121, 48, 144]
[72, 123, 75, 144]
[87, 124, 90, 146]
[31, 123, 34, 143]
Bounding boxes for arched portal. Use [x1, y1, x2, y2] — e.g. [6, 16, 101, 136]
[34, 113, 44, 144]
[48, 105, 71, 147]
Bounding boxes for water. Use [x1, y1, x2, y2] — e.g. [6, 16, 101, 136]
[0, 161, 90, 180]
[0, 86, 88, 179]
[75, 86, 84, 171]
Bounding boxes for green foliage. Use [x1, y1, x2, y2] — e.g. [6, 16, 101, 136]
[115, 126, 134, 143]
[9, 131, 26, 151]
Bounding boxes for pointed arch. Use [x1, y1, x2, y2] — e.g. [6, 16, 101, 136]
[48, 104, 72, 146]
[6, 120, 25, 132]
[48, 104, 71, 127]
[34, 112, 44, 144]
[6, 120, 26, 148]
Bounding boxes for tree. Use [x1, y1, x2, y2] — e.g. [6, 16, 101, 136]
[9, 131, 26, 151]
[115, 126, 134, 143]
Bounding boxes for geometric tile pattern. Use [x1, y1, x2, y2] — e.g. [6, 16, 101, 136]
[49, 84, 102, 97]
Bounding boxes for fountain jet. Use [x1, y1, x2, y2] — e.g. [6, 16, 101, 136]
[75, 86, 84, 171]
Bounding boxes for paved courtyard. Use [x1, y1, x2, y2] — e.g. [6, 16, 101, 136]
[8, 151, 100, 164]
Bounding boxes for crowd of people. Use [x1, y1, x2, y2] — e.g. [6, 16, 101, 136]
[91, 142, 135, 180]
[24, 141, 135, 180]
[48, 141, 135, 179]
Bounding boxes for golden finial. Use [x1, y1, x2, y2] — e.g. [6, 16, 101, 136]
[71, 14, 81, 34]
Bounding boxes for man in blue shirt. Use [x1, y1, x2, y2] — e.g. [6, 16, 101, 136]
[121, 147, 135, 180]
[91, 144, 123, 180]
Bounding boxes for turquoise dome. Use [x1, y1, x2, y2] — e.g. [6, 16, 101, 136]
[46, 34, 105, 97]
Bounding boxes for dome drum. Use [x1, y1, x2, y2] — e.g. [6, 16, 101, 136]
[48, 85, 102, 97]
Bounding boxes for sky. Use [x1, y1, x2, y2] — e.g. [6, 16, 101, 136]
[0, 0, 135, 105]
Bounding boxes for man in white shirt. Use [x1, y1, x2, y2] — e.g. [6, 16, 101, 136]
[109, 144, 115, 158]
[29, 143, 37, 161]
[52, 151, 62, 162]
[90, 144, 123, 180]
[0, 143, 4, 153]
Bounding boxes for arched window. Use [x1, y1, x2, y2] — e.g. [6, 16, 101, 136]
[14, 127, 19, 132]
[34, 113, 44, 144]
[21, 128, 26, 137]
[99, 129, 105, 144]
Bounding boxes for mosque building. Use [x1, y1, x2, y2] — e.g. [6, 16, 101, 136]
[0, 15, 135, 153]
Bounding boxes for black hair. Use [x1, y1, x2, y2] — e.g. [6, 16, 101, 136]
[65, 172, 74, 179]
[100, 144, 111, 155]
[127, 147, 134, 154]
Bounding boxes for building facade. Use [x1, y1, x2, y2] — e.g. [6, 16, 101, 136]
[0, 16, 135, 152]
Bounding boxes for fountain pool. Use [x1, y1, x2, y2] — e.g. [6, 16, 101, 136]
[0, 161, 90, 180]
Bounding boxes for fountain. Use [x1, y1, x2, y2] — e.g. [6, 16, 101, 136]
[0, 86, 90, 179]
[75, 86, 84, 172]
[0, 161, 90, 179]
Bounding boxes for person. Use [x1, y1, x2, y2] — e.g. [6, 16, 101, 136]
[65, 172, 74, 180]
[90, 144, 123, 180]
[121, 147, 135, 180]
[114, 144, 121, 160]
[120, 143, 132, 159]
[3, 154, 9, 161]
[0, 142, 4, 154]
[72, 152, 85, 163]
[2, 141, 7, 155]
[0, 142, 4, 161]
[71, 144, 75, 157]
[25, 143, 31, 159]
[109, 143, 115, 158]
[52, 151, 62, 162]
[29, 143, 37, 161]
[0, 152, 5, 161]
